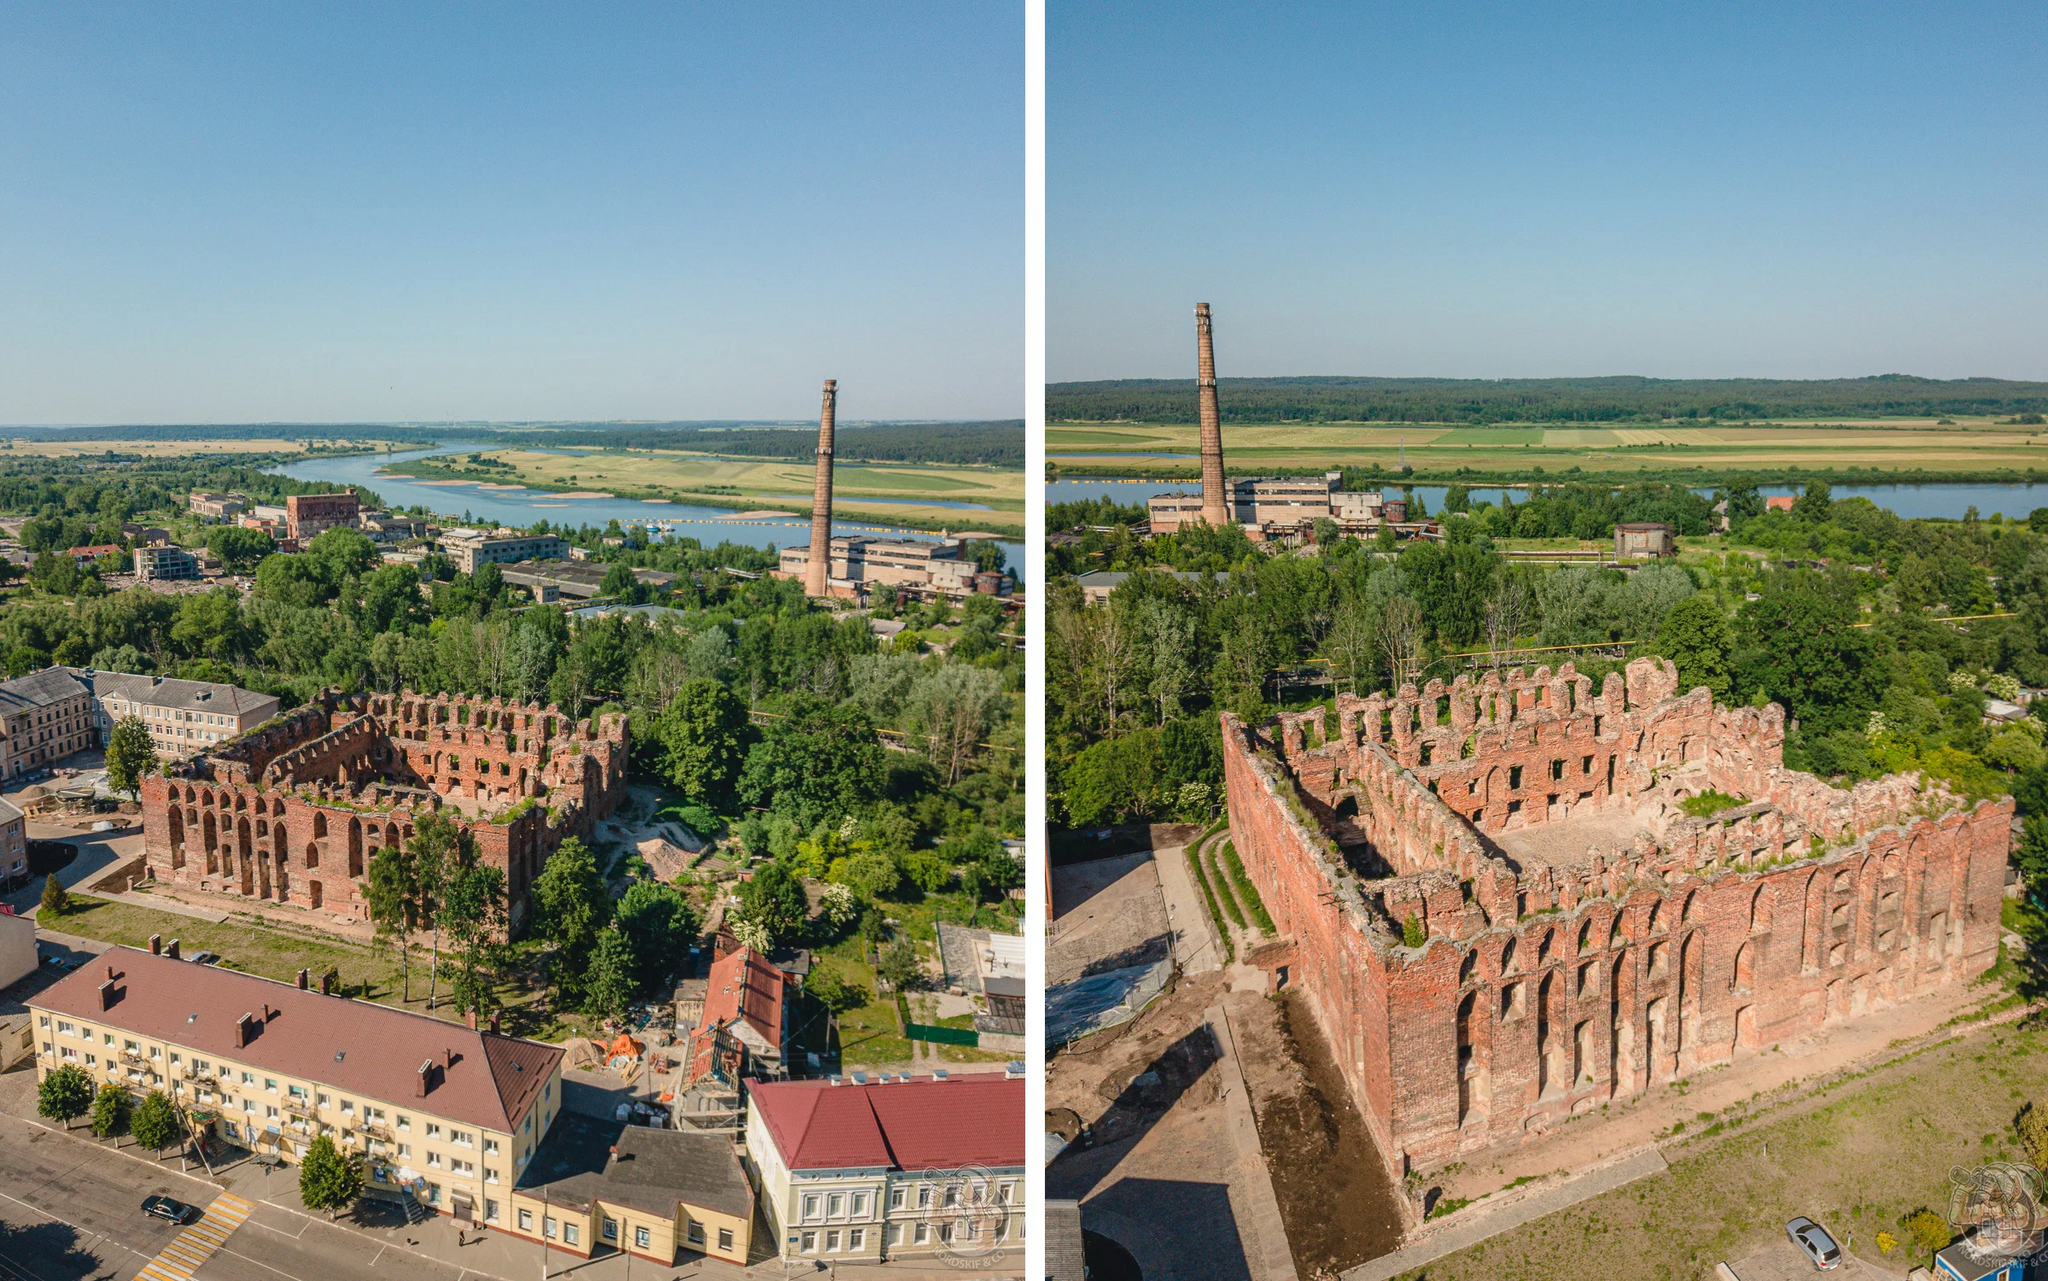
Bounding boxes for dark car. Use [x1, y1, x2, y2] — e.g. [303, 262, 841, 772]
[1786, 1216, 1842, 1270]
[188, 951, 221, 966]
[142, 1195, 201, 1225]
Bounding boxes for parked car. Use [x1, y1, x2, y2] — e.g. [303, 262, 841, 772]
[1786, 1217, 1843, 1270]
[142, 1195, 201, 1225]
[188, 951, 220, 966]
[39, 952, 74, 971]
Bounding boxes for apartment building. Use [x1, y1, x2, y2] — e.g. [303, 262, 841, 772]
[745, 1073, 1025, 1267]
[439, 530, 571, 575]
[82, 671, 280, 759]
[135, 546, 202, 582]
[0, 668, 96, 779]
[0, 799, 26, 890]
[30, 943, 564, 1227]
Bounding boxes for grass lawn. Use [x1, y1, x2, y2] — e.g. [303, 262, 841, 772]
[932, 1011, 1016, 1064]
[46, 894, 576, 1040]
[1394, 1014, 2048, 1280]
[808, 953, 912, 1068]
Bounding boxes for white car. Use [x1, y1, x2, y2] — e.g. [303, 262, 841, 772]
[1786, 1217, 1843, 1270]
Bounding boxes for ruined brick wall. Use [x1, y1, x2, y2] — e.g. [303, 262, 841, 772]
[140, 689, 630, 935]
[1226, 658, 2014, 1178]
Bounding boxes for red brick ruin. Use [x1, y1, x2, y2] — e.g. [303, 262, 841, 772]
[140, 690, 628, 932]
[1224, 657, 2012, 1179]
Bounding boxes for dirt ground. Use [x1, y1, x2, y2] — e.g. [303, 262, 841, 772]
[1048, 849, 1172, 987]
[1048, 968, 1279, 1279]
[1232, 989, 1408, 1276]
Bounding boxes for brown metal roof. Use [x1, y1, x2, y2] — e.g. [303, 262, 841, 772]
[32, 947, 562, 1133]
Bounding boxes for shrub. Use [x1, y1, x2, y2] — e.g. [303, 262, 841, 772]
[2018, 1101, 2048, 1168]
[1402, 914, 1427, 948]
[1901, 1208, 1952, 1255]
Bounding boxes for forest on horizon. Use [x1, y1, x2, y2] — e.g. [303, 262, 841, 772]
[1048, 374, 2048, 425]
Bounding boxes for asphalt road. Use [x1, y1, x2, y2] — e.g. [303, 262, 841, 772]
[0, 1107, 475, 1281]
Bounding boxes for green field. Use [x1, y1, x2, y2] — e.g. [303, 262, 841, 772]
[1047, 419, 2048, 483]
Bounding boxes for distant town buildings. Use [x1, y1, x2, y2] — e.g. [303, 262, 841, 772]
[439, 529, 571, 575]
[134, 545, 201, 582]
[63, 543, 123, 566]
[744, 1073, 1026, 1267]
[187, 492, 247, 522]
[1613, 521, 1677, 559]
[776, 536, 1010, 602]
[1147, 473, 1420, 540]
[285, 492, 360, 541]
[498, 559, 677, 601]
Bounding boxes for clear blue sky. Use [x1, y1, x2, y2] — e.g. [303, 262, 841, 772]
[0, 4, 1021, 424]
[1050, 2, 2048, 383]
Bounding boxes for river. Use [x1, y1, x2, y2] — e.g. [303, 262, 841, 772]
[268, 445, 1022, 574]
[1044, 476, 2048, 522]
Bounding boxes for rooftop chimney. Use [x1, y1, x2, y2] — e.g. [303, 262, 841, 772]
[488, 1011, 501, 1035]
[235, 1013, 255, 1048]
[464, 1008, 477, 1031]
[148, 934, 161, 956]
[98, 979, 116, 1011]
[105, 964, 116, 981]
[417, 1060, 433, 1097]
[804, 379, 838, 597]
[319, 970, 334, 996]
[296, 969, 309, 990]
[1196, 304, 1229, 527]
[166, 938, 180, 960]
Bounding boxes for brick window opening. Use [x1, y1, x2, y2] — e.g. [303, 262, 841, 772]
[1550, 759, 1565, 781]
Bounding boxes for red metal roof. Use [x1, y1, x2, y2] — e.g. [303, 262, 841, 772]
[32, 947, 560, 1133]
[748, 1075, 1024, 1172]
[702, 946, 783, 1051]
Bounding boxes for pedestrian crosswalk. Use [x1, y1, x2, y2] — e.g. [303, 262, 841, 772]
[134, 1191, 252, 1281]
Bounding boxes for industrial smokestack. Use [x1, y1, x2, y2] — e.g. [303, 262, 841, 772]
[1196, 304, 1229, 526]
[804, 379, 838, 597]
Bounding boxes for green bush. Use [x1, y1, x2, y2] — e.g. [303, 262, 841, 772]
[1402, 914, 1427, 948]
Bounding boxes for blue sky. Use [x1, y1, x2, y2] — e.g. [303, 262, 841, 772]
[0, 4, 1021, 423]
[1050, 2, 2048, 383]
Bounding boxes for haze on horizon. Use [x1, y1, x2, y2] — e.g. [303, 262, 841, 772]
[0, 5, 1022, 425]
[1050, 2, 2048, 386]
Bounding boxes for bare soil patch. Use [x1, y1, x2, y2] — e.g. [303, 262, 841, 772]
[1234, 990, 1408, 1276]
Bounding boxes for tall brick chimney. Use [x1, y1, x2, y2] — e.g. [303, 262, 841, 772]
[804, 379, 838, 597]
[1196, 303, 1229, 526]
